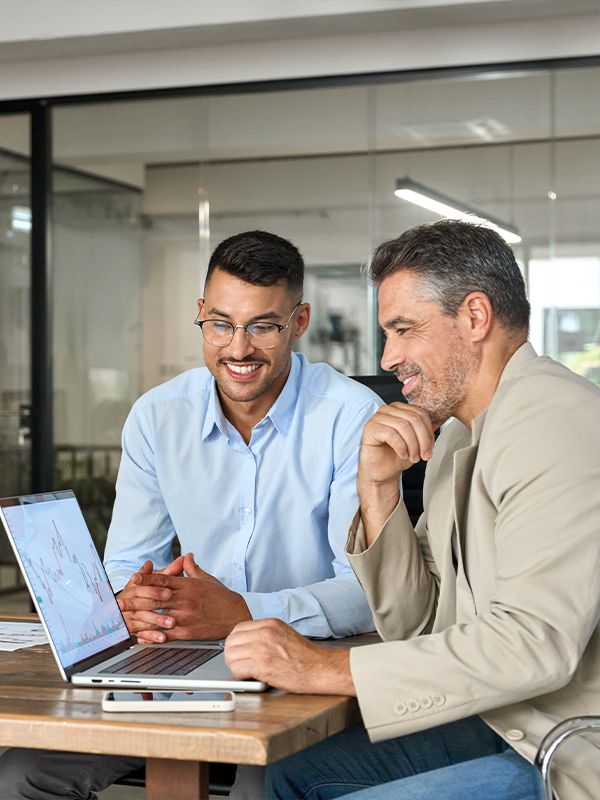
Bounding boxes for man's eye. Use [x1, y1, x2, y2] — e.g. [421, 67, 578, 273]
[396, 328, 409, 336]
[251, 324, 276, 335]
[212, 322, 232, 334]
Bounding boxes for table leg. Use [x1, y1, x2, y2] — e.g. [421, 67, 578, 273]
[146, 758, 210, 799]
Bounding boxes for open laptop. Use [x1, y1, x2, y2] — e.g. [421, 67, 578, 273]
[0, 490, 266, 692]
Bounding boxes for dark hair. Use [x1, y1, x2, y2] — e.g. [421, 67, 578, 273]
[206, 230, 304, 299]
[365, 219, 530, 333]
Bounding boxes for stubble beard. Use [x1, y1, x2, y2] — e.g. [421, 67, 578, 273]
[212, 339, 294, 404]
[401, 342, 477, 426]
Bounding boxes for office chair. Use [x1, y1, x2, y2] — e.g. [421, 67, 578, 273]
[535, 716, 600, 800]
[351, 375, 428, 527]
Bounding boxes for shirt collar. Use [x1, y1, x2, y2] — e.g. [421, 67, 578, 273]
[263, 352, 301, 437]
[201, 352, 301, 441]
[202, 377, 229, 441]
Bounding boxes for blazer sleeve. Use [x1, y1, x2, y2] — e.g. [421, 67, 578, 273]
[346, 502, 438, 641]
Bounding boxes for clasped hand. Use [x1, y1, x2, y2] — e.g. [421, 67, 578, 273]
[116, 552, 251, 643]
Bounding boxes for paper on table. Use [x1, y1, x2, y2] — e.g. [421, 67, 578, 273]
[0, 622, 49, 651]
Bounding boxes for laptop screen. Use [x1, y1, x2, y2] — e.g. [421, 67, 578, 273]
[0, 491, 130, 670]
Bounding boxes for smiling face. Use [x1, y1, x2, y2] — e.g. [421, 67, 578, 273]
[378, 270, 478, 426]
[199, 268, 309, 413]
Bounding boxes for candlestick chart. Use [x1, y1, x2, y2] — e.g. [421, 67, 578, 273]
[3, 495, 129, 669]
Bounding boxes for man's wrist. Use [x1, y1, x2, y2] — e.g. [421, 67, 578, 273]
[232, 594, 252, 626]
[313, 648, 355, 696]
[357, 477, 400, 547]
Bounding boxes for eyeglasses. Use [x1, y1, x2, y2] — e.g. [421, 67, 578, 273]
[194, 302, 302, 349]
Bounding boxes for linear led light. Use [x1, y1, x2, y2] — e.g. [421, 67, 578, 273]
[395, 178, 521, 244]
[11, 206, 32, 232]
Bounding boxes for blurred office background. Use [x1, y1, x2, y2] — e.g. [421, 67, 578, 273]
[1, 1, 600, 596]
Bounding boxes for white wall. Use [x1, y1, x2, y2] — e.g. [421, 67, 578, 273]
[0, 2, 599, 101]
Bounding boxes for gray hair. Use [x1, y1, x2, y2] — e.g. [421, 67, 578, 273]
[364, 219, 530, 333]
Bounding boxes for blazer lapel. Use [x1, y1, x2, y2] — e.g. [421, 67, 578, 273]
[427, 421, 471, 632]
[453, 444, 479, 622]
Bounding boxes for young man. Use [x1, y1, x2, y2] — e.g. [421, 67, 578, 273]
[104, 229, 378, 645]
[225, 220, 600, 800]
[0, 230, 380, 799]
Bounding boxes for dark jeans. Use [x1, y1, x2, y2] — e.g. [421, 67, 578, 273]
[265, 716, 544, 800]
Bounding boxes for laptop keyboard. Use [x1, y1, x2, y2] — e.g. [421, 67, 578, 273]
[99, 646, 221, 676]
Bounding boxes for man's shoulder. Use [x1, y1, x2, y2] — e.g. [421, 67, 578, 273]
[483, 349, 600, 459]
[133, 368, 213, 412]
[495, 350, 600, 411]
[296, 355, 383, 412]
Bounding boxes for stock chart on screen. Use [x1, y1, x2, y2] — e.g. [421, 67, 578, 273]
[2, 494, 129, 669]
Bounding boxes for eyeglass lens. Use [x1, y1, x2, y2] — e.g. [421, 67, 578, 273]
[202, 321, 281, 348]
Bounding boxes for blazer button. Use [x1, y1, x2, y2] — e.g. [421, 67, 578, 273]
[506, 729, 524, 741]
[432, 693, 446, 706]
[420, 696, 433, 709]
[407, 699, 420, 713]
[394, 701, 407, 715]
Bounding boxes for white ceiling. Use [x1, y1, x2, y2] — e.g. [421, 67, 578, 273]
[0, 0, 599, 100]
[1, 1, 598, 60]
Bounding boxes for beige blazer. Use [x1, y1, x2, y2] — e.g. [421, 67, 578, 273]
[346, 343, 600, 800]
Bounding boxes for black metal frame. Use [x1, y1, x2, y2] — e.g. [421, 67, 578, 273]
[29, 103, 53, 493]
[1, 53, 599, 492]
[0, 99, 52, 494]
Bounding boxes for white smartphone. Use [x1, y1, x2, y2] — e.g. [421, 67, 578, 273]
[101, 690, 236, 712]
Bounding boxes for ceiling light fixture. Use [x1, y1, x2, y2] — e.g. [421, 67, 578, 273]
[394, 177, 521, 244]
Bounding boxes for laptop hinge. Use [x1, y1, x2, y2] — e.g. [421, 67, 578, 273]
[64, 636, 135, 679]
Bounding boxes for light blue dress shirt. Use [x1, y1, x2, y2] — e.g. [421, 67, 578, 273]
[104, 353, 382, 638]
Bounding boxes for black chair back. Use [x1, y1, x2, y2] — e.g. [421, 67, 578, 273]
[351, 375, 426, 527]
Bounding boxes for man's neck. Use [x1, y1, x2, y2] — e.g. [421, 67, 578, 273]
[217, 361, 292, 445]
[456, 334, 526, 431]
[219, 395, 269, 444]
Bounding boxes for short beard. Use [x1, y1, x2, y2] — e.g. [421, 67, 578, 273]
[213, 339, 294, 404]
[400, 338, 477, 426]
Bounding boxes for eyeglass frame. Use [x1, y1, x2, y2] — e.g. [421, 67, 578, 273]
[194, 300, 303, 350]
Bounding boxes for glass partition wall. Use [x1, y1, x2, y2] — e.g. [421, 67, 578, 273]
[0, 117, 31, 594]
[32, 62, 600, 552]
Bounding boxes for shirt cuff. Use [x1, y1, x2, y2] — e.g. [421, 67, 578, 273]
[239, 590, 286, 623]
[106, 568, 135, 594]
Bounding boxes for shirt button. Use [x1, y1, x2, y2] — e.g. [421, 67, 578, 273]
[393, 701, 407, 715]
[407, 699, 420, 713]
[235, 563, 242, 570]
[420, 696, 433, 709]
[247, 453, 253, 460]
[244, 508, 252, 516]
[506, 729, 524, 741]
[432, 693, 446, 706]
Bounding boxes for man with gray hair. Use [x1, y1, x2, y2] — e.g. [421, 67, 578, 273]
[225, 219, 600, 800]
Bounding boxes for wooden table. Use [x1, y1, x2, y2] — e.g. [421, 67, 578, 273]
[0, 614, 368, 799]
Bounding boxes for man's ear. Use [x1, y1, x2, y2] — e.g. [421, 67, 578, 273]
[197, 298, 205, 319]
[293, 303, 311, 340]
[459, 292, 492, 343]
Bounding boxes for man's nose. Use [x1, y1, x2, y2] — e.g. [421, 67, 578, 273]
[380, 336, 406, 373]
[226, 326, 257, 360]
